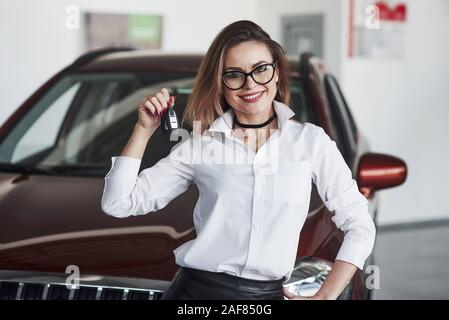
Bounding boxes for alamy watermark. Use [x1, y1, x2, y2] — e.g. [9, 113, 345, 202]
[365, 264, 380, 290]
[165, 120, 297, 169]
[65, 5, 80, 30]
[65, 264, 80, 290]
[365, 4, 381, 30]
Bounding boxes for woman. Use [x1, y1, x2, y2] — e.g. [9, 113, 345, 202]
[101, 20, 376, 300]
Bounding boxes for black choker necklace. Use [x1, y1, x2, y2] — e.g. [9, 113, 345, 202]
[234, 112, 277, 129]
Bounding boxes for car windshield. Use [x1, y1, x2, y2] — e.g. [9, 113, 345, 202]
[0, 72, 315, 176]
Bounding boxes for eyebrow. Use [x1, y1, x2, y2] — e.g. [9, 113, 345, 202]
[224, 60, 269, 71]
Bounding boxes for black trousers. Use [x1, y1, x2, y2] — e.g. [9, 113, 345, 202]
[160, 266, 285, 300]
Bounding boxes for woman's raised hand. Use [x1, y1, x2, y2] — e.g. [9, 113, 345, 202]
[137, 87, 174, 130]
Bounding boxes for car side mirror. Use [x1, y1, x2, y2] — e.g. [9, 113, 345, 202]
[356, 152, 407, 198]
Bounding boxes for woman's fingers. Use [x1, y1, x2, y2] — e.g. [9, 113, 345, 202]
[140, 97, 156, 116]
[140, 88, 173, 118]
[156, 92, 168, 110]
[149, 96, 163, 115]
[282, 287, 296, 299]
[282, 287, 315, 300]
[144, 99, 157, 115]
[161, 88, 170, 102]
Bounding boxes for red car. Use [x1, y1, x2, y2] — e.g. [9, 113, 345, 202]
[0, 48, 407, 300]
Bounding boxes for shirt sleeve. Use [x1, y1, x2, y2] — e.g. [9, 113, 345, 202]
[311, 125, 376, 270]
[101, 136, 195, 218]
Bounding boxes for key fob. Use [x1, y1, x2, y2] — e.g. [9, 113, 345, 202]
[161, 96, 179, 134]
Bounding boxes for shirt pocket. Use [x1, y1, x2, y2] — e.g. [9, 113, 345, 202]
[272, 161, 312, 205]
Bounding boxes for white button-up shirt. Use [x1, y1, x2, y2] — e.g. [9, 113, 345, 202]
[101, 100, 376, 283]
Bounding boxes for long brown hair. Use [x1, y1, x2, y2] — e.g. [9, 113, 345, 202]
[182, 20, 290, 134]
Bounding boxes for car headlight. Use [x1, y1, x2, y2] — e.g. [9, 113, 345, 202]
[283, 257, 332, 297]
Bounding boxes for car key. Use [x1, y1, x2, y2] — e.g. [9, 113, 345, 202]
[161, 96, 179, 134]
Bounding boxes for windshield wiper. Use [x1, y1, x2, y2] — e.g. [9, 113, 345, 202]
[0, 163, 58, 175]
[0, 163, 107, 176]
[47, 164, 103, 172]
[44, 164, 108, 176]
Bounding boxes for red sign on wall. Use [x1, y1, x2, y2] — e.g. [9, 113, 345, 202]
[374, 1, 407, 21]
[348, 0, 407, 59]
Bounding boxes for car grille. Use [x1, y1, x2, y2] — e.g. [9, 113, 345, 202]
[0, 281, 164, 300]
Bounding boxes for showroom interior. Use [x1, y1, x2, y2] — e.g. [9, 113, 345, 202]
[0, 0, 448, 300]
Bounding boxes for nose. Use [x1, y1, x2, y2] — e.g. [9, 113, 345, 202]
[244, 74, 257, 89]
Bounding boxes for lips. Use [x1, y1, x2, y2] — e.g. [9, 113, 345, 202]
[239, 91, 265, 102]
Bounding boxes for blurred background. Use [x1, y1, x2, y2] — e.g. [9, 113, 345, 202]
[0, 0, 448, 299]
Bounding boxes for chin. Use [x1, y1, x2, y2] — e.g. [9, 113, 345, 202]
[236, 103, 264, 114]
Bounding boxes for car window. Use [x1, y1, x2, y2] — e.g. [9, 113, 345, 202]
[290, 78, 317, 125]
[12, 81, 81, 163]
[0, 72, 315, 176]
[324, 74, 357, 164]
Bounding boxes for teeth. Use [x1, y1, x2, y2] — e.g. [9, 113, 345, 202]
[242, 92, 263, 100]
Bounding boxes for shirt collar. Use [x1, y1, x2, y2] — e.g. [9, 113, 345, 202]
[206, 100, 295, 136]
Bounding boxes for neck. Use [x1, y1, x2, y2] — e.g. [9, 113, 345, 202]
[233, 107, 276, 129]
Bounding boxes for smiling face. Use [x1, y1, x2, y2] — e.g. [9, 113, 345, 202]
[222, 41, 279, 117]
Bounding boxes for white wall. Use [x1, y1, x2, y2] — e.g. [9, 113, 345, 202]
[0, 0, 256, 126]
[257, 0, 344, 78]
[340, 0, 449, 224]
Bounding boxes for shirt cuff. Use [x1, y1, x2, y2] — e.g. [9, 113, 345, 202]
[335, 237, 370, 271]
[105, 156, 142, 179]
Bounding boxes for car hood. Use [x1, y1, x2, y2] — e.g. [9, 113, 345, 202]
[0, 172, 197, 281]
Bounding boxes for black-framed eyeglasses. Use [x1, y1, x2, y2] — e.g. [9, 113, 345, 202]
[222, 61, 277, 90]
